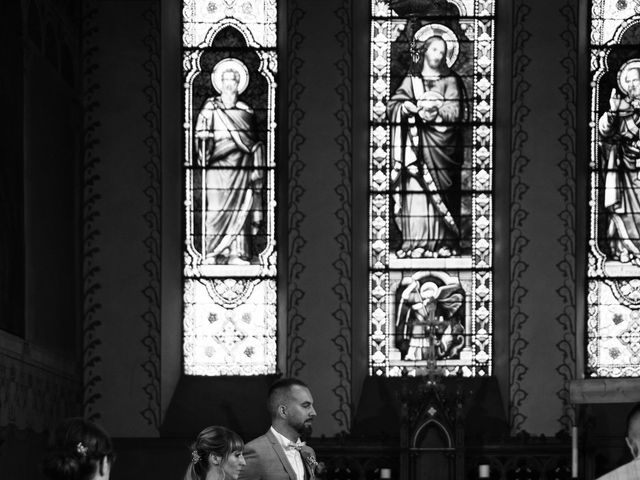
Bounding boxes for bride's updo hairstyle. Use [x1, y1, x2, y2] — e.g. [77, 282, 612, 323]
[184, 426, 244, 480]
[42, 417, 115, 480]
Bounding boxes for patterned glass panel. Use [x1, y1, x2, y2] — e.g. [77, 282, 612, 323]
[588, 0, 640, 377]
[369, 0, 494, 377]
[182, 0, 277, 376]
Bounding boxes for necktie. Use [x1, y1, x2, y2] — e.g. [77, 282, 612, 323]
[286, 440, 306, 451]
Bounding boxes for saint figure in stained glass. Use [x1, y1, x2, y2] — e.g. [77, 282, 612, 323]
[599, 60, 640, 264]
[388, 25, 465, 259]
[370, 0, 493, 377]
[395, 272, 465, 362]
[195, 57, 265, 265]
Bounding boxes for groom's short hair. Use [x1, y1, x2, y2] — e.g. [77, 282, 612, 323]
[267, 378, 309, 418]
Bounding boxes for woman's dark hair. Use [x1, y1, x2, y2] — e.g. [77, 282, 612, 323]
[42, 417, 115, 480]
[184, 426, 244, 480]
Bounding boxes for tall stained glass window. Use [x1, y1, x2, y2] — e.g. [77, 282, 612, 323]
[369, 0, 494, 377]
[588, 1, 640, 377]
[182, 0, 277, 375]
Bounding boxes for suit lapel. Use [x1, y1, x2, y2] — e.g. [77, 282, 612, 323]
[301, 453, 313, 480]
[266, 430, 297, 480]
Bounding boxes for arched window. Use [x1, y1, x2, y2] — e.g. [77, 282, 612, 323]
[182, 0, 278, 376]
[587, 0, 640, 377]
[368, 0, 494, 377]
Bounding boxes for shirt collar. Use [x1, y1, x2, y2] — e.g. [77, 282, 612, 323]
[270, 426, 300, 450]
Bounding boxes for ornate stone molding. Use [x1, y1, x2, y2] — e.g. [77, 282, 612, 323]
[555, 0, 578, 433]
[0, 334, 80, 431]
[509, 0, 533, 433]
[140, 2, 162, 431]
[81, 0, 104, 422]
[286, 0, 308, 377]
[330, 0, 352, 430]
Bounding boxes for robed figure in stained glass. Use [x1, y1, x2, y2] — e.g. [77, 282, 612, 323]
[195, 58, 265, 265]
[388, 25, 465, 259]
[599, 60, 640, 264]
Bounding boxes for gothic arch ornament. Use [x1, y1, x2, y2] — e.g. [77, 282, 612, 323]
[202, 17, 260, 49]
[412, 417, 454, 448]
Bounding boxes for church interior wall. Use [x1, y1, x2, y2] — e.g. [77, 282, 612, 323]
[0, 0, 83, 477]
[0, 0, 637, 478]
[80, 0, 163, 438]
[503, 0, 579, 436]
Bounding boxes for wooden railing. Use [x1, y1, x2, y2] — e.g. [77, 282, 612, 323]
[313, 437, 572, 480]
[108, 434, 608, 480]
[465, 442, 572, 480]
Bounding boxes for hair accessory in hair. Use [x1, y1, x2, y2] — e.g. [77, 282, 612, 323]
[76, 442, 88, 457]
[191, 450, 201, 464]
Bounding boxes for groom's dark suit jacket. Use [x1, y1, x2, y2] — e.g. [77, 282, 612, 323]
[239, 429, 315, 480]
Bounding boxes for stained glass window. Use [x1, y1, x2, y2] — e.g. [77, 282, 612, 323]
[182, 0, 277, 376]
[588, 0, 640, 377]
[368, 0, 494, 377]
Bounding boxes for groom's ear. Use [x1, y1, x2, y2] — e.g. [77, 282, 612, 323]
[278, 405, 287, 417]
[627, 437, 639, 458]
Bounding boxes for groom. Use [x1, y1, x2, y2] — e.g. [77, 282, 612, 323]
[239, 378, 318, 480]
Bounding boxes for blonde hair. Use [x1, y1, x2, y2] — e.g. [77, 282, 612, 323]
[184, 426, 244, 480]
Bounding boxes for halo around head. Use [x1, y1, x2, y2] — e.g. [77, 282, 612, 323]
[413, 23, 459, 68]
[211, 58, 250, 95]
[618, 59, 640, 97]
[419, 281, 440, 297]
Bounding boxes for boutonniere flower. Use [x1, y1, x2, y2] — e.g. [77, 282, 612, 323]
[304, 454, 318, 470]
[301, 452, 325, 477]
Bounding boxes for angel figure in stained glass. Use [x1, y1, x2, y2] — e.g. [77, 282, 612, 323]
[394, 273, 465, 361]
[388, 24, 465, 259]
[195, 58, 265, 265]
[600, 60, 640, 264]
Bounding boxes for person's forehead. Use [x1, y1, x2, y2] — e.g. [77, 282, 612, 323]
[289, 385, 313, 402]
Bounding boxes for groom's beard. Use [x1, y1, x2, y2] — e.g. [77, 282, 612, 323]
[299, 424, 312, 439]
[295, 421, 313, 439]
